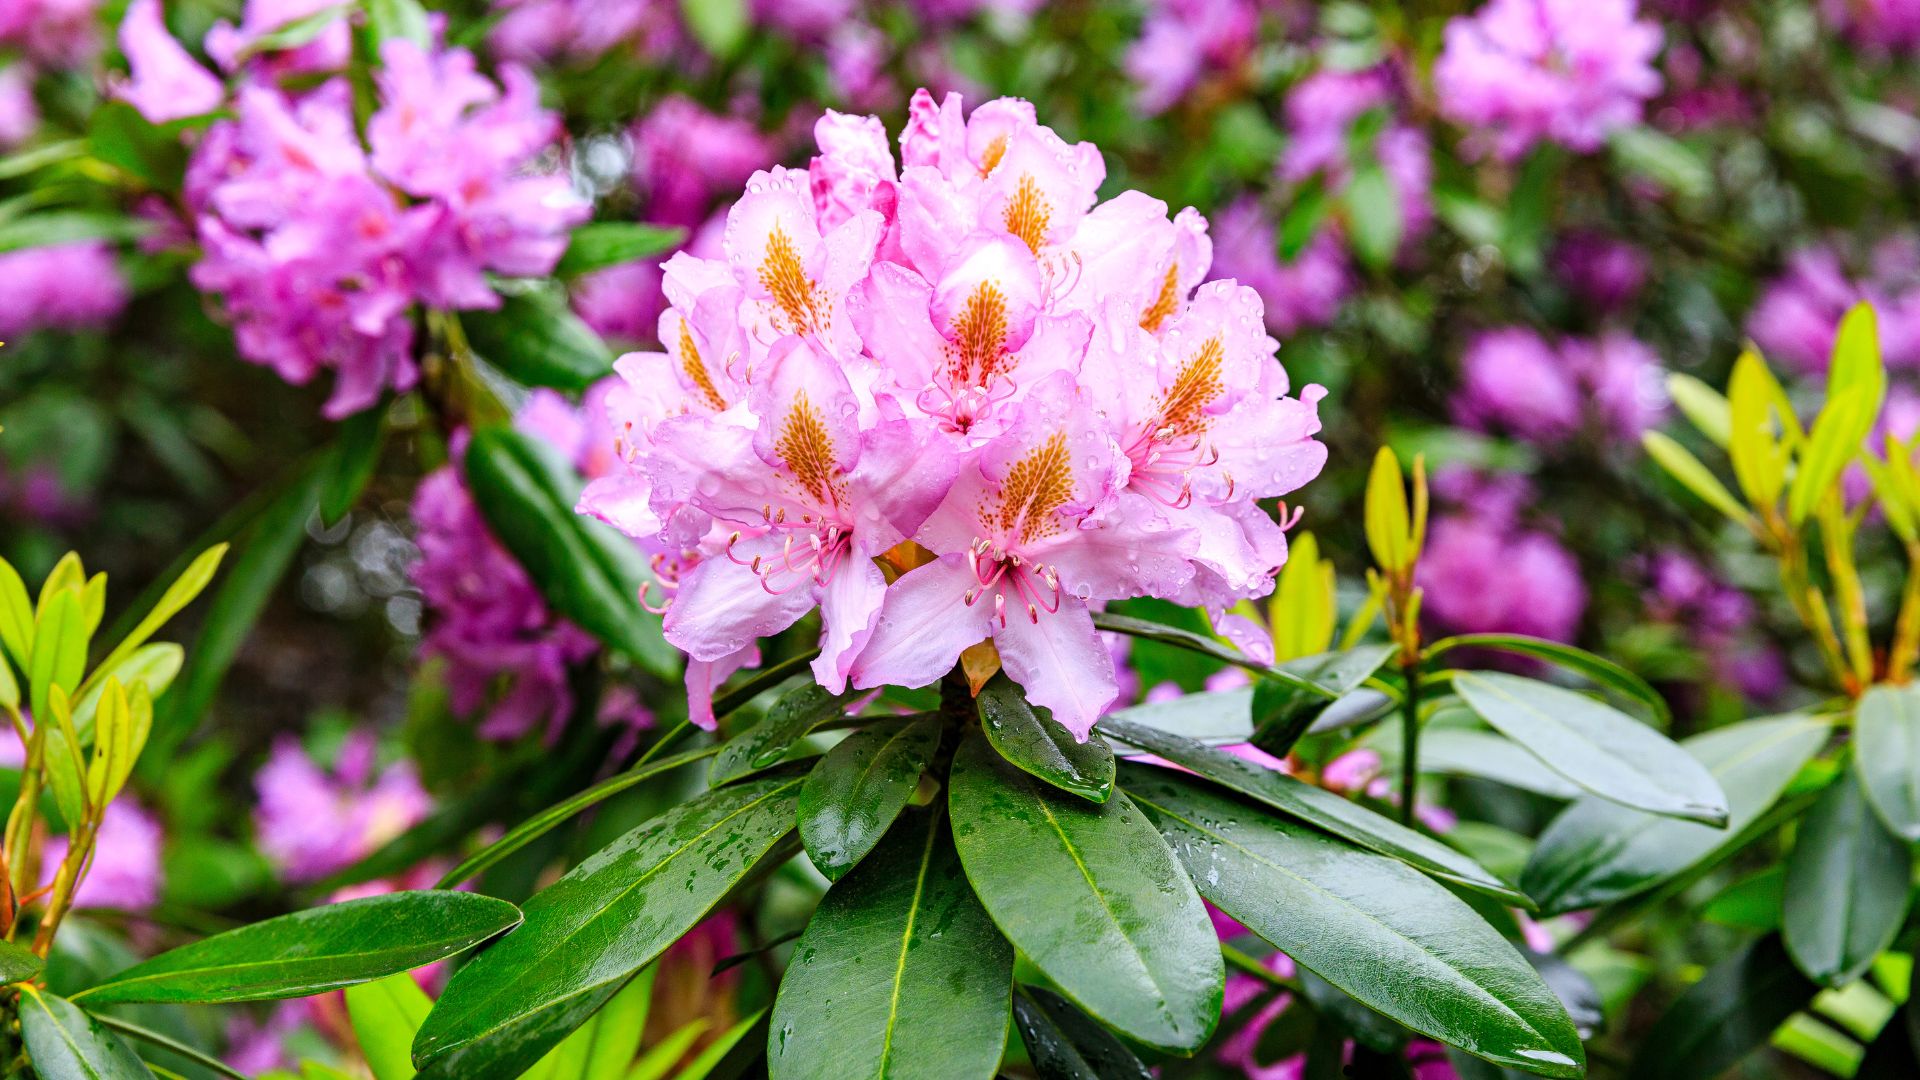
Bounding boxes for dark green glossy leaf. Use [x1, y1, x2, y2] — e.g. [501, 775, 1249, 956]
[414, 775, 802, 1073]
[1099, 712, 1525, 907]
[1121, 764, 1584, 1078]
[1012, 987, 1152, 1080]
[977, 674, 1114, 802]
[1295, 969, 1406, 1052]
[799, 714, 941, 880]
[0, 936, 44, 983]
[1251, 645, 1396, 757]
[20, 989, 155, 1079]
[1090, 612, 1338, 700]
[414, 983, 626, 1080]
[91, 1013, 248, 1080]
[947, 730, 1220, 1053]
[710, 681, 855, 785]
[437, 744, 721, 888]
[464, 427, 675, 675]
[1854, 683, 1920, 840]
[1522, 716, 1828, 916]
[321, 401, 387, 527]
[554, 223, 686, 277]
[154, 453, 328, 761]
[75, 892, 522, 1005]
[769, 807, 1012, 1080]
[1523, 951, 1602, 1040]
[1628, 935, 1814, 1080]
[1426, 635, 1670, 726]
[1408, 730, 1582, 800]
[1782, 769, 1910, 985]
[463, 290, 614, 391]
[1454, 672, 1725, 824]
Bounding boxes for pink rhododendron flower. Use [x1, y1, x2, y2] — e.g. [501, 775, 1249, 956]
[1208, 198, 1352, 336]
[0, 242, 129, 338]
[114, 0, 224, 123]
[1748, 240, 1920, 374]
[0, 0, 102, 66]
[0, 66, 36, 150]
[1124, 0, 1259, 115]
[1434, 0, 1663, 159]
[1823, 0, 1920, 52]
[632, 97, 775, 229]
[488, 0, 682, 64]
[1551, 231, 1648, 312]
[253, 733, 431, 883]
[1418, 511, 1587, 643]
[40, 798, 164, 912]
[1280, 67, 1433, 254]
[206, 0, 352, 75]
[586, 90, 1328, 738]
[1453, 327, 1667, 445]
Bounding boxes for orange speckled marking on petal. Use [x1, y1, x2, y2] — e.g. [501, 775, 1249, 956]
[1138, 262, 1182, 333]
[945, 281, 1014, 388]
[985, 432, 1074, 543]
[676, 321, 728, 412]
[1157, 334, 1225, 437]
[757, 223, 825, 336]
[1003, 175, 1052, 254]
[776, 391, 843, 506]
[979, 134, 1009, 176]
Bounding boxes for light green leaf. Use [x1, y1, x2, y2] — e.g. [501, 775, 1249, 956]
[555, 223, 686, 278]
[1644, 431, 1751, 527]
[1666, 372, 1731, 447]
[347, 973, 434, 1080]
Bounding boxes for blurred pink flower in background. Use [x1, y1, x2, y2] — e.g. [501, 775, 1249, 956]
[0, 66, 35, 149]
[113, 0, 223, 123]
[1434, 0, 1663, 159]
[1748, 241, 1920, 373]
[1126, 0, 1259, 114]
[41, 799, 164, 912]
[1419, 511, 1587, 643]
[631, 97, 775, 228]
[0, 242, 129, 338]
[254, 733, 431, 883]
[1822, 0, 1920, 52]
[1552, 231, 1649, 313]
[0, 0, 102, 66]
[1209, 199, 1351, 336]
[1453, 327, 1666, 444]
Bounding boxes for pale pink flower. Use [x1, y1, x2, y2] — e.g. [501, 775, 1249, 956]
[114, 0, 224, 123]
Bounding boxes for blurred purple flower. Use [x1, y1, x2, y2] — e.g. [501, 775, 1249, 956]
[1209, 197, 1351, 335]
[826, 23, 892, 109]
[1125, 0, 1258, 115]
[750, 0, 856, 39]
[1453, 328, 1583, 441]
[1418, 513, 1587, 643]
[631, 96, 775, 228]
[0, 0, 102, 66]
[1280, 67, 1433, 253]
[1823, 0, 1920, 53]
[1552, 231, 1648, 312]
[1434, 0, 1663, 159]
[40, 798, 164, 912]
[1748, 241, 1920, 374]
[0, 242, 129, 338]
[254, 732, 431, 883]
[489, 0, 681, 64]
[0, 66, 35, 149]
[114, 0, 224, 123]
[225, 1003, 306, 1075]
[1571, 331, 1669, 441]
[1642, 549, 1786, 700]
[206, 0, 352, 75]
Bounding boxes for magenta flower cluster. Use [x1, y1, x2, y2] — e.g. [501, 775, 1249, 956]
[1748, 238, 1920, 375]
[173, 30, 586, 417]
[1452, 326, 1667, 446]
[580, 92, 1328, 738]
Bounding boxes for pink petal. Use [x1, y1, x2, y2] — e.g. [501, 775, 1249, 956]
[993, 597, 1118, 741]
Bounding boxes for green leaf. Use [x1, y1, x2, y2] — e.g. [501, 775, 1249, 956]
[414, 983, 627, 1080]
[365, 0, 430, 46]
[414, 775, 802, 1074]
[1628, 935, 1815, 1080]
[29, 589, 87, 726]
[87, 102, 189, 188]
[321, 403, 387, 527]
[0, 211, 151, 254]
[1522, 716, 1828, 916]
[1666, 372, 1732, 447]
[1406, 730, 1582, 800]
[709, 681, 854, 786]
[91, 1013, 248, 1080]
[72, 644, 180, 743]
[1251, 645, 1397, 756]
[1099, 712, 1526, 907]
[348, 973, 435, 1080]
[623, 1020, 708, 1080]
[89, 544, 225, 703]
[154, 457, 327, 762]
[946, 729, 1220, 1053]
[1365, 447, 1411, 572]
[1789, 384, 1875, 525]
[1090, 612, 1338, 700]
[769, 807, 1012, 1080]
[554, 223, 686, 278]
[0, 556, 32, 665]
[1427, 636, 1669, 726]
[798, 714, 941, 880]
[462, 291, 615, 392]
[1012, 986, 1153, 1080]
[463, 427, 675, 675]
[436, 744, 721, 889]
[1853, 683, 1920, 840]
[678, 1008, 767, 1080]
[679, 0, 747, 56]
[19, 988, 156, 1079]
[1345, 163, 1402, 270]
[1121, 765, 1583, 1078]
[230, 3, 352, 59]
[75, 892, 522, 1005]
[1643, 431, 1751, 527]
[0, 936, 44, 983]
[583, 967, 653, 1080]
[1453, 673, 1725, 823]
[1782, 769, 1910, 985]
[1608, 126, 1712, 202]
[977, 674, 1114, 802]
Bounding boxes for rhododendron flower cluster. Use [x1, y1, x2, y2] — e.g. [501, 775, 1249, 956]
[253, 732, 431, 883]
[583, 91, 1328, 738]
[1452, 326, 1667, 445]
[0, 241, 128, 338]
[185, 38, 587, 418]
[1748, 238, 1920, 374]
[1434, 0, 1663, 159]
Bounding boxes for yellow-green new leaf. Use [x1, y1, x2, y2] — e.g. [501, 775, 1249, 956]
[1365, 448, 1410, 573]
[1728, 349, 1788, 510]
[1829, 302, 1885, 419]
[28, 588, 88, 724]
[1863, 447, 1917, 543]
[0, 556, 32, 666]
[72, 643, 181, 742]
[1270, 533, 1336, 662]
[44, 685, 89, 830]
[78, 572, 106, 638]
[1644, 432, 1751, 528]
[1666, 372, 1732, 447]
[1788, 385, 1875, 525]
[36, 552, 83, 620]
[87, 680, 150, 809]
[86, 543, 227, 699]
[0, 651, 16, 712]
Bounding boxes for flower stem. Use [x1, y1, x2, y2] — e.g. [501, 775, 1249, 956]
[1399, 659, 1421, 828]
